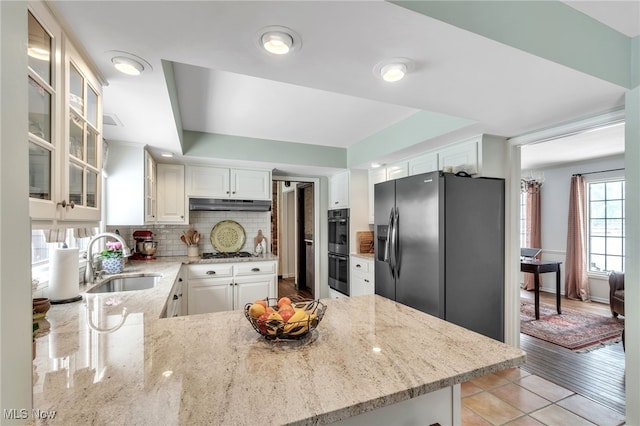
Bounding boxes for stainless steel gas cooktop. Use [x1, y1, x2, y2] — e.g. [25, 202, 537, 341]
[201, 251, 254, 259]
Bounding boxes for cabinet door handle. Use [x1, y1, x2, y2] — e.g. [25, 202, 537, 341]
[364, 279, 370, 283]
[226, 191, 230, 194]
[173, 295, 179, 300]
[229, 282, 233, 286]
[178, 278, 183, 282]
[251, 268, 260, 272]
[356, 264, 361, 268]
[334, 201, 339, 205]
[206, 271, 216, 275]
[57, 200, 75, 209]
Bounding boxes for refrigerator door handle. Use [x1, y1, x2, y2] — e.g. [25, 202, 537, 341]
[385, 207, 395, 276]
[384, 208, 392, 263]
[392, 206, 399, 278]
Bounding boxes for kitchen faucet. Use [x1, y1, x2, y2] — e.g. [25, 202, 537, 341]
[84, 232, 132, 284]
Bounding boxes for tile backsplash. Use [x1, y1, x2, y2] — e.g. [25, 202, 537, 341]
[107, 211, 272, 257]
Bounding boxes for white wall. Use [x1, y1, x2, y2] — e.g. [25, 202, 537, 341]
[1, 0, 33, 419]
[530, 154, 624, 302]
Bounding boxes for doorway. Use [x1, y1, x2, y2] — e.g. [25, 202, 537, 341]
[272, 180, 315, 300]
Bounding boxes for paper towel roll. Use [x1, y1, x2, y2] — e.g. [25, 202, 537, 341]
[49, 248, 80, 303]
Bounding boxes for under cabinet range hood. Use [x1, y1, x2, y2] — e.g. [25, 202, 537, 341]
[188, 198, 272, 212]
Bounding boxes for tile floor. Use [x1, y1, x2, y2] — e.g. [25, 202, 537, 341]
[461, 368, 626, 426]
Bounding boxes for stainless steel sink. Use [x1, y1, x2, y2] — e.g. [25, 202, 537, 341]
[87, 274, 161, 293]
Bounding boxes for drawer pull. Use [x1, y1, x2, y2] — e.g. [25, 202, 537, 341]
[206, 271, 216, 275]
[364, 279, 370, 283]
[356, 264, 362, 268]
[251, 267, 260, 272]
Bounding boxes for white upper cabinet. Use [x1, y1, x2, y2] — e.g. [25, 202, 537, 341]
[385, 161, 409, 180]
[156, 164, 186, 223]
[186, 165, 271, 200]
[329, 170, 349, 209]
[231, 168, 271, 200]
[186, 166, 229, 198]
[105, 143, 155, 226]
[28, 4, 103, 223]
[408, 152, 439, 176]
[438, 137, 480, 175]
[144, 150, 157, 223]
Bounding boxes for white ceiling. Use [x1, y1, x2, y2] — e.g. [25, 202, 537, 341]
[50, 1, 638, 175]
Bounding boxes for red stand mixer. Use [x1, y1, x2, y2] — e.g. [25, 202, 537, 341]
[131, 230, 157, 260]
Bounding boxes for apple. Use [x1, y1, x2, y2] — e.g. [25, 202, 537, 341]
[279, 309, 295, 322]
[257, 312, 270, 334]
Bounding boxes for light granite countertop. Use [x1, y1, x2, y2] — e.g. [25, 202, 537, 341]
[32, 257, 525, 425]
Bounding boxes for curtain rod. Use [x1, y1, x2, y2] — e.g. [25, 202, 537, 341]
[572, 168, 624, 177]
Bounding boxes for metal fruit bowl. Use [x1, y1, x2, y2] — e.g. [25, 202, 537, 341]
[244, 299, 327, 340]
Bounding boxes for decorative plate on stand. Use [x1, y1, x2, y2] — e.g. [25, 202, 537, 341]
[210, 220, 246, 252]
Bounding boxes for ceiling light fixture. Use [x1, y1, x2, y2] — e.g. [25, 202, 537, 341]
[112, 56, 144, 76]
[262, 31, 293, 55]
[374, 58, 414, 83]
[107, 51, 153, 76]
[161, 152, 174, 158]
[257, 26, 301, 55]
[381, 63, 407, 82]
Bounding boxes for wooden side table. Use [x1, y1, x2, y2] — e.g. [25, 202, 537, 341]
[521, 260, 562, 320]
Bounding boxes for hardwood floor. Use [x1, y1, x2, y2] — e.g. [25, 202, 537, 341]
[519, 289, 626, 415]
[277, 277, 314, 300]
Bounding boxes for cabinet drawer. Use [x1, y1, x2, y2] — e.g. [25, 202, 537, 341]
[234, 261, 276, 276]
[351, 258, 371, 274]
[188, 263, 233, 279]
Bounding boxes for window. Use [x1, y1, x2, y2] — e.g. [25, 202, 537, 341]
[587, 179, 625, 273]
[519, 191, 527, 248]
[31, 228, 94, 266]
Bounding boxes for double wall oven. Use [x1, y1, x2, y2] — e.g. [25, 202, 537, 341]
[328, 208, 349, 296]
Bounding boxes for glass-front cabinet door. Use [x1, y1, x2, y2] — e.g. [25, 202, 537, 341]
[27, 8, 60, 220]
[64, 58, 102, 221]
[27, 2, 103, 222]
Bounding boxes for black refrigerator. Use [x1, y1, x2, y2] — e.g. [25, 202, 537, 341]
[374, 171, 505, 341]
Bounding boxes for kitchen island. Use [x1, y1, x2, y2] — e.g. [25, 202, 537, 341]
[32, 258, 525, 425]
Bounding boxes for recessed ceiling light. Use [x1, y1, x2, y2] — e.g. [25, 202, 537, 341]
[262, 31, 293, 55]
[380, 63, 407, 82]
[161, 152, 174, 158]
[373, 58, 415, 83]
[107, 51, 153, 76]
[257, 26, 301, 55]
[112, 56, 144, 76]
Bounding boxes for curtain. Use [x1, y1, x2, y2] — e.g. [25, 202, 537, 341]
[523, 182, 542, 290]
[565, 175, 591, 301]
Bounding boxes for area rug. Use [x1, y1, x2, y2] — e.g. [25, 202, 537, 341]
[520, 299, 624, 352]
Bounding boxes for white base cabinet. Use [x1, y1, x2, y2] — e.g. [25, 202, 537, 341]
[350, 256, 374, 297]
[187, 261, 276, 315]
[164, 267, 187, 318]
[328, 288, 349, 299]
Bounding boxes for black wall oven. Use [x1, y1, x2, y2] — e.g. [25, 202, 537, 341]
[328, 208, 349, 295]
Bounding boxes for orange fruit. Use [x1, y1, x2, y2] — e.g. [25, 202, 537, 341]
[254, 299, 267, 308]
[277, 297, 292, 308]
[265, 307, 275, 314]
